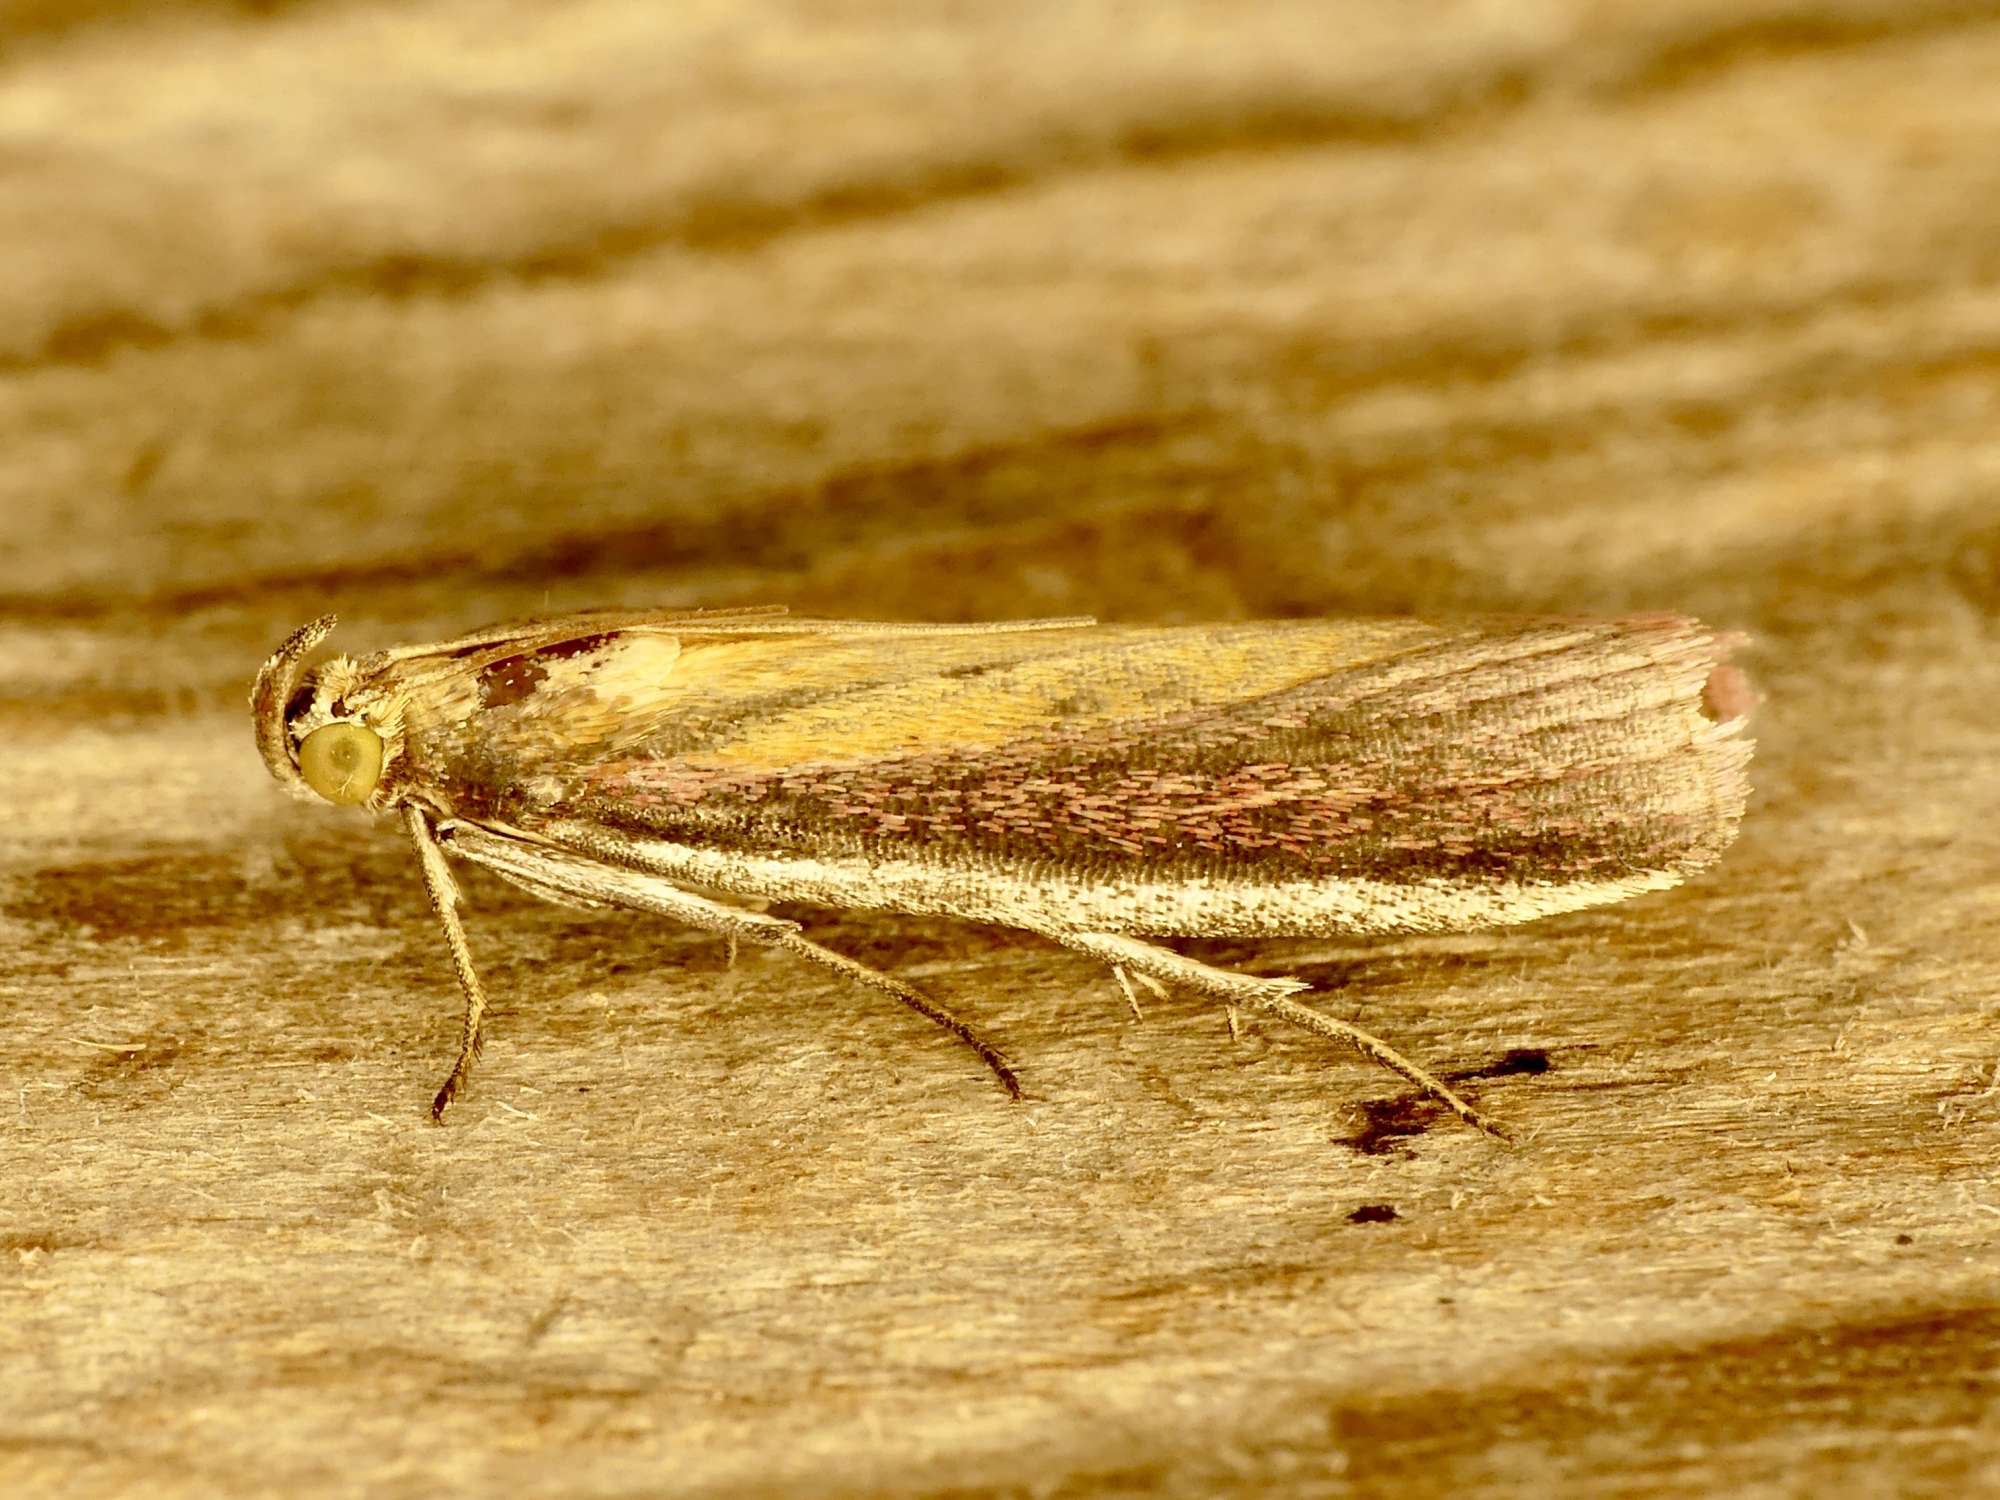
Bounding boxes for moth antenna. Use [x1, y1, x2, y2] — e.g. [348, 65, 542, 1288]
[251, 614, 339, 794]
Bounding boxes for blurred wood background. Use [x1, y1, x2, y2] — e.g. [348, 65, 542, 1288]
[3, 2, 1998, 1495]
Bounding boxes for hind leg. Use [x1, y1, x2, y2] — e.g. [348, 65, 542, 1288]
[1043, 928, 1509, 1140]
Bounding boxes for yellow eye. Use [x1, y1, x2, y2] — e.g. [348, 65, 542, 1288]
[297, 722, 384, 805]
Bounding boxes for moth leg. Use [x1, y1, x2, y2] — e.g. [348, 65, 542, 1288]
[690, 891, 768, 972]
[1111, 965, 1170, 1021]
[403, 806, 490, 1121]
[747, 920, 1021, 1099]
[1047, 929, 1510, 1141]
[436, 824, 1019, 1098]
[1112, 967, 1144, 1021]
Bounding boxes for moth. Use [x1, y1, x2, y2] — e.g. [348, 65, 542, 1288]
[252, 608, 1754, 1137]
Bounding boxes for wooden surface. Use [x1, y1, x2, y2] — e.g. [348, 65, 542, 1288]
[4, 2, 1999, 1495]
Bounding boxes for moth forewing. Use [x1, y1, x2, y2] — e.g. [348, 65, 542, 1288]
[252, 610, 1753, 1136]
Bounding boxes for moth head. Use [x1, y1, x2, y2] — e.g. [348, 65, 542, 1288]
[251, 615, 397, 808]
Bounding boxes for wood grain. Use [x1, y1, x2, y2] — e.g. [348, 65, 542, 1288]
[3, 2, 1997, 1496]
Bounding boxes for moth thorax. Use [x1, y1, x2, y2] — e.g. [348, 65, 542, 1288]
[298, 721, 385, 805]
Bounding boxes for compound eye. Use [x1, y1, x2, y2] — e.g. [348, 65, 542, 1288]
[297, 722, 384, 805]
